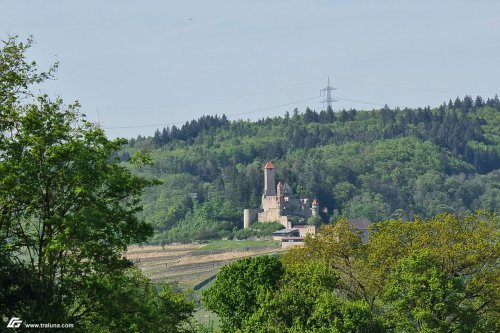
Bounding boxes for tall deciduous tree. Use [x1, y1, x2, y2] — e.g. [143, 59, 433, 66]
[0, 36, 193, 332]
[383, 251, 471, 332]
[279, 212, 499, 332]
[202, 256, 284, 332]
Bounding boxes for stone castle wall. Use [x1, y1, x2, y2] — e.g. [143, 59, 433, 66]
[244, 161, 315, 229]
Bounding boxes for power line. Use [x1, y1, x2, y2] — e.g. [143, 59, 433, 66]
[99, 75, 493, 115]
[103, 77, 325, 111]
[104, 121, 185, 130]
[104, 95, 319, 130]
[336, 96, 396, 108]
[226, 96, 319, 117]
[95, 74, 495, 113]
[103, 95, 404, 130]
[335, 75, 495, 96]
[106, 75, 483, 130]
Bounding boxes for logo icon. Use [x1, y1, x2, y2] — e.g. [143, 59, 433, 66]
[7, 317, 22, 328]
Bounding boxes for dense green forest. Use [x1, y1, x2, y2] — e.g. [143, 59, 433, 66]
[123, 96, 500, 243]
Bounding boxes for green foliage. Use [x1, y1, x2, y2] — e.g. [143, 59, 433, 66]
[152, 191, 238, 243]
[307, 215, 323, 227]
[243, 260, 343, 332]
[382, 251, 471, 332]
[0, 36, 194, 332]
[305, 297, 383, 333]
[202, 256, 284, 332]
[204, 212, 499, 332]
[80, 269, 194, 333]
[130, 150, 154, 171]
[125, 93, 499, 242]
[232, 221, 284, 240]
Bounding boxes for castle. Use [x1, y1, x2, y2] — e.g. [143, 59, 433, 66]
[243, 161, 319, 229]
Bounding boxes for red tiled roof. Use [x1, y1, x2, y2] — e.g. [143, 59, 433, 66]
[312, 199, 318, 205]
[264, 161, 275, 169]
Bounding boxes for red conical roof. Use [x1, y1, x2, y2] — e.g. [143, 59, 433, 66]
[312, 199, 318, 205]
[264, 161, 275, 169]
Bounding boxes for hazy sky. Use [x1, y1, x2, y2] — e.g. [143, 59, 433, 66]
[2, 0, 499, 138]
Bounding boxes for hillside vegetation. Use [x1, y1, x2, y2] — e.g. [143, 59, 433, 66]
[123, 96, 500, 243]
[203, 212, 499, 332]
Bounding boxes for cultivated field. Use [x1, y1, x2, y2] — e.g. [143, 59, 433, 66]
[126, 239, 283, 328]
[126, 240, 282, 290]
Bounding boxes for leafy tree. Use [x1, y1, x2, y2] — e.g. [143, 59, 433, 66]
[0, 36, 193, 331]
[204, 242, 383, 332]
[307, 215, 323, 227]
[283, 220, 375, 305]
[245, 259, 339, 331]
[242, 259, 382, 333]
[333, 181, 356, 207]
[383, 251, 472, 332]
[369, 212, 500, 331]
[81, 269, 194, 333]
[232, 221, 284, 240]
[280, 212, 499, 332]
[130, 149, 154, 170]
[202, 256, 284, 332]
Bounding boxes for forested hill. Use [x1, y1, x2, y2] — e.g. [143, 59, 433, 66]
[121, 95, 500, 243]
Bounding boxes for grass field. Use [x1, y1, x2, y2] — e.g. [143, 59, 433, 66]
[192, 306, 221, 330]
[192, 239, 280, 253]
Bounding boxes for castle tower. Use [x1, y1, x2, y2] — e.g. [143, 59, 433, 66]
[263, 161, 276, 197]
[277, 181, 283, 198]
[276, 181, 284, 214]
[311, 199, 319, 216]
[243, 209, 252, 229]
